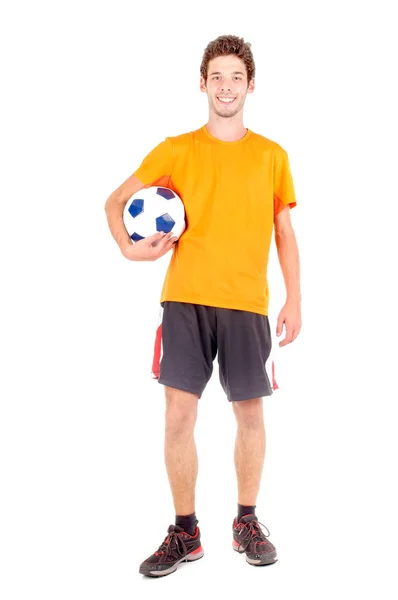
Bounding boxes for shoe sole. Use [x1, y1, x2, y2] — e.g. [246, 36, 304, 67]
[139, 547, 204, 577]
[232, 541, 278, 565]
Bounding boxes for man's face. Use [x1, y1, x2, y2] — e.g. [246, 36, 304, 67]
[200, 55, 254, 119]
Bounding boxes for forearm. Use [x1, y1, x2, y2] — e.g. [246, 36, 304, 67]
[275, 230, 301, 303]
[104, 194, 132, 252]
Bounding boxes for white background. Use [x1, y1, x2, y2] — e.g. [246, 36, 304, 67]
[1, 0, 397, 598]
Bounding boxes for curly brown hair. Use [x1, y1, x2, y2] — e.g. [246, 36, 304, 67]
[200, 35, 255, 84]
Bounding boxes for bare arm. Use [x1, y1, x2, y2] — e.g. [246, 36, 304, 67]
[104, 174, 145, 253]
[104, 174, 179, 261]
[273, 205, 302, 345]
[274, 206, 301, 303]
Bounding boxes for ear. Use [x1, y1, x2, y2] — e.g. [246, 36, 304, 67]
[247, 79, 255, 94]
[199, 76, 207, 93]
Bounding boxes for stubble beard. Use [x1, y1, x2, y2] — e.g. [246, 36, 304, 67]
[211, 95, 245, 119]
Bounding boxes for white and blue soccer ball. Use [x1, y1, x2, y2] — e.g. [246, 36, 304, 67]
[123, 186, 186, 243]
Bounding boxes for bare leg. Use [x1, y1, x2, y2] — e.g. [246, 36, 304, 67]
[164, 386, 199, 515]
[232, 398, 266, 506]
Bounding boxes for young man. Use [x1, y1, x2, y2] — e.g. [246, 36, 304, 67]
[105, 35, 302, 577]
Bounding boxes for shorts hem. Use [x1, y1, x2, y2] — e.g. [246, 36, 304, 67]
[158, 378, 203, 398]
[228, 389, 274, 402]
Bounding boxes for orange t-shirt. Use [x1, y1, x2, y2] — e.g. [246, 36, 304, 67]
[132, 125, 297, 316]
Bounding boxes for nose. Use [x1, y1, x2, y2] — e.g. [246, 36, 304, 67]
[221, 86, 231, 92]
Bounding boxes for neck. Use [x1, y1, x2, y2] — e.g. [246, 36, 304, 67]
[205, 114, 247, 142]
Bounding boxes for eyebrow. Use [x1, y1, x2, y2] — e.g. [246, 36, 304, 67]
[209, 71, 245, 76]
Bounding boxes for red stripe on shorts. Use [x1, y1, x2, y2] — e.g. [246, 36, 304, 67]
[151, 323, 162, 379]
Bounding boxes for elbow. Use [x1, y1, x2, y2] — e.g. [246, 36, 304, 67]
[104, 195, 115, 212]
[274, 227, 295, 241]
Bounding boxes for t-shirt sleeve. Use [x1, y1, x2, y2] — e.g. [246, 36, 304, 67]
[273, 148, 297, 218]
[132, 137, 173, 186]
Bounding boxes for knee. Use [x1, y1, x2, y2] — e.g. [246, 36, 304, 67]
[232, 397, 264, 428]
[165, 389, 198, 437]
[165, 408, 197, 437]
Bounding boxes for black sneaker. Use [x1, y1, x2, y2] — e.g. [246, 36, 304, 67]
[139, 524, 204, 577]
[232, 514, 278, 566]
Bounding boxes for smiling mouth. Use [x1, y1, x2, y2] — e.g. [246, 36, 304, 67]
[217, 96, 236, 105]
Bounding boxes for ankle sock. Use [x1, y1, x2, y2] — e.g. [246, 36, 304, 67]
[175, 512, 198, 536]
[237, 503, 256, 522]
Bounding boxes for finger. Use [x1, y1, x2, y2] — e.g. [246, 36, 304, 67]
[279, 325, 294, 346]
[158, 231, 174, 245]
[152, 231, 166, 240]
[162, 236, 178, 252]
[150, 231, 166, 247]
[155, 233, 177, 255]
[276, 319, 284, 337]
[151, 232, 170, 250]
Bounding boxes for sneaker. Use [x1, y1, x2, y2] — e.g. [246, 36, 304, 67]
[232, 514, 278, 566]
[139, 524, 204, 577]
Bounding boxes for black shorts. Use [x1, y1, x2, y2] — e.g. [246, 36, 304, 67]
[152, 301, 274, 402]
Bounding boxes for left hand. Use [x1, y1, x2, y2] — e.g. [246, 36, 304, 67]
[276, 300, 302, 347]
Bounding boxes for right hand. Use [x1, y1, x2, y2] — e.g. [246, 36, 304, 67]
[121, 231, 178, 261]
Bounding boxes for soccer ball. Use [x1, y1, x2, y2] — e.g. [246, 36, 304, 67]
[123, 186, 186, 244]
